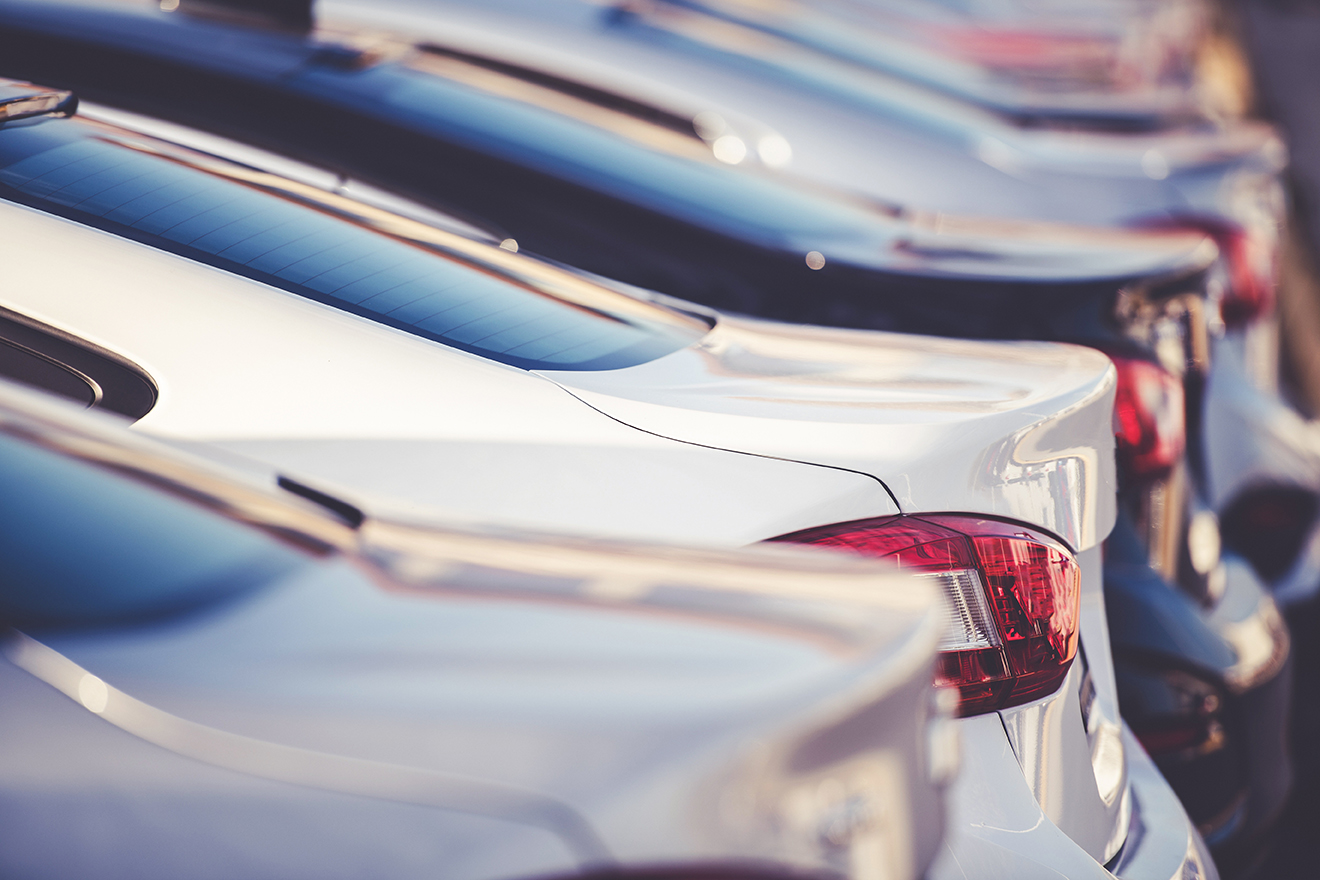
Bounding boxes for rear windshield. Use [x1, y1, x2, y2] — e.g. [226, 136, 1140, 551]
[0, 428, 309, 630]
[0, 116, 709, 371]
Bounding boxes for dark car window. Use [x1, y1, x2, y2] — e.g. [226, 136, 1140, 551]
[0, 430, 310, 629]
[297, 60, 877, 245]
[0, 115, 709, 371]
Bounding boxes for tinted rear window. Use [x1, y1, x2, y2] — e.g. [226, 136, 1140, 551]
[0, 429, 308, 630]
[0, 116, 708, 371]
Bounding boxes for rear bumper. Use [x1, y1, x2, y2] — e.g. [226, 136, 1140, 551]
[928, 715, 1215, 880]
[1109, 725, 1219, 880]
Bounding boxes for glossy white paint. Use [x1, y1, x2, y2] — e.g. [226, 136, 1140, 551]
[1109, 726, 1219, 880]
[546, 316, 1118, 550]
[931, 714, 1216, 880]
[0, 384, 949, 879]
[2, 555, 940, 878]
[0, 200, 894, 545]
[1204, 333, 1320, 511]
[0, 194, 1114, 553]
[999, 665, 1127, 862]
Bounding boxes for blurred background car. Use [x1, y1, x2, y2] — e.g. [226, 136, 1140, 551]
[589, 0, 1241, 130]
[528, 0, 1317, 614]
[1186, 1, 1320, 873]
[0, 2, 1287, 867]
[0, 378, 951, 880]
[0, 83, 1218, 879]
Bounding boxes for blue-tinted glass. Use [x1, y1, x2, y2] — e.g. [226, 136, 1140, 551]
[0, 432, 307, 629]
[0, 118, 707, 370]
[293, 62, 872, 248]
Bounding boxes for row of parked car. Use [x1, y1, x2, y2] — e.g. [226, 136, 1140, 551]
[0, 0, 1313, 878]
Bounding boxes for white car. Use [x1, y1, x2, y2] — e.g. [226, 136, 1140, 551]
[0, 379, 950, 880]
[274, 6, 1293, 857]
[0, 89, 1213, 879]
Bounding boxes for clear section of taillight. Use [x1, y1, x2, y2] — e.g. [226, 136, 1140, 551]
[769, 515, 1080, 717]
[1110, 354, 1186, 483]
[929, 569, 999, 651]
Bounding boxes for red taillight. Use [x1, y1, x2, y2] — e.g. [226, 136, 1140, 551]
[770, 515, 1080, 716]
[1131, 218, 1276, 327]
[1154, 219, 1276, 328]
[920, 24, 1114, 71]
[1110, 355, 1185, 482]
[1217, 225, 1276, 328]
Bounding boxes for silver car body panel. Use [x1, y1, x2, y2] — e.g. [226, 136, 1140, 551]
[593, 0, 1211, 125]
[0, 383, 950, 879]
[324, 0, 1284, 227]
[933, 717, 1216, 880]
[72, 101, 1215, 288]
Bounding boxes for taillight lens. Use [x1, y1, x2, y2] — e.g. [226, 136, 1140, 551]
[1217, 226, 1276, 328]
[1155, 219, 1275, 328]
[1131, 218, 1276, 327]
[769, 515, 1080, 716]
[1110, 355, 1185, 483]
[921, 24, 1114, 72]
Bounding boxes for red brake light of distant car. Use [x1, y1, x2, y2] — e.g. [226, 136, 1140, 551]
[1165, 220, 1276, 328]
[1110, 355, 1185, 482]
[1135, 218, 1276, 327]
[1130, 668, 1225, 759]
[769, 515, 1080, 716]
[920, 24, 1114, 72]
[1216, 225, 1276, 328]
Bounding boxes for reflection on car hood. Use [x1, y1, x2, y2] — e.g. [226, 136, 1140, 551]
[543, 315, 1118, 550]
